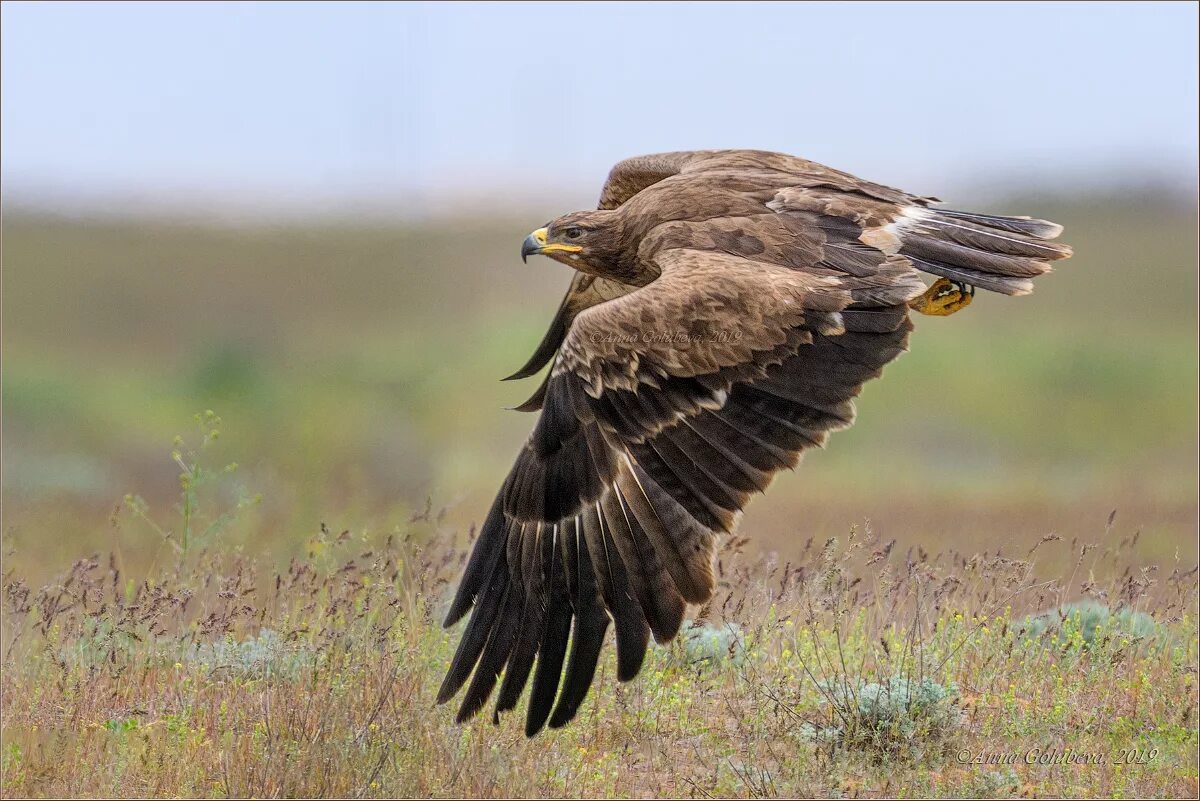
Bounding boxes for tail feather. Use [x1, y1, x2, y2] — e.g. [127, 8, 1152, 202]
[919, 214, 1071, 259]
[931, 208, 1064, 239]
[905, 255, 1035, 296]
[897, 207, 1071, 296]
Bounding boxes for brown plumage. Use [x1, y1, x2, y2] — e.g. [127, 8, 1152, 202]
[438, 149, 1072, 735]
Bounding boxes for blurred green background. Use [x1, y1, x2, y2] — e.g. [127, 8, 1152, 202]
[2, 3, 1197, 585]
[3, 198, 1196, 585]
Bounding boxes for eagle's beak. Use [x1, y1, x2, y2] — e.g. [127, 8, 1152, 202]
[521, 228, 548, 263]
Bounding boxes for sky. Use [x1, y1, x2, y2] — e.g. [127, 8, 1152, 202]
[2, 1, 1197, 216]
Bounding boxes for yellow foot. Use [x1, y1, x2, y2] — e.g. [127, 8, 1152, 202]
[910, 278, 974, 317]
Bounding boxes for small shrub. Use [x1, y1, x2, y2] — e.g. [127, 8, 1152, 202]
[971, 768, 1019, 797]
[186, 628, 318, 680]
[101, 718, 139, 733]
[675, 620, 746, 668]
[1022, 600, 1163, 650]
[805, 675, 960, 758]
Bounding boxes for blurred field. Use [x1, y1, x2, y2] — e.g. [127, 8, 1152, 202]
[2, 476, 1196, 797]
[1, 196, 1197, 799]
[3, 198, 1196, 585]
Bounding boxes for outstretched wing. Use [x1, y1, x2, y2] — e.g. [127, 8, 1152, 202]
[596, 149, 924, 211]
[437, 242, 923, 735]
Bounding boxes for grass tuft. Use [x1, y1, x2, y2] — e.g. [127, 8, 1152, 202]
[2, 418, 1197, 797]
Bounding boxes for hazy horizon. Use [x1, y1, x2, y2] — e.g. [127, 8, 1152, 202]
[3, 2, 1197, 219]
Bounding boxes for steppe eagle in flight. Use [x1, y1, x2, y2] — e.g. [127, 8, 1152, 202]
[437, 150, 1072, 735]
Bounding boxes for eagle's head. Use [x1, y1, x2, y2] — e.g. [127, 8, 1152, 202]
[521, 210, 635, 281]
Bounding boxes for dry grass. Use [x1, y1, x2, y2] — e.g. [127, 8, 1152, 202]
[2, 426, 1196, 798]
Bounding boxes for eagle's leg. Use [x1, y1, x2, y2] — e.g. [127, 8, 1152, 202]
[910, 277, 973, 316]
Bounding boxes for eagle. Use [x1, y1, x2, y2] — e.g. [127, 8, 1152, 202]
[436, 150, 1071, 735]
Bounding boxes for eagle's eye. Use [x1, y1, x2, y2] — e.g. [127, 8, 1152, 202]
[564, 226, 584, 240]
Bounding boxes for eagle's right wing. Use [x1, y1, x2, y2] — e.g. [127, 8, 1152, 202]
[438, 245, 918, 735]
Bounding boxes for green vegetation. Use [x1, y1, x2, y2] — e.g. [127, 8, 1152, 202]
[2, 200, 1197, 796]
[1022, 601, 1166, 651]
[677, 620, 747, 667]
[1, 422, 1195, 796]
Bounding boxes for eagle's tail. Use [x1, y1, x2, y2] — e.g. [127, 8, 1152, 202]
[896, 207, 1072, 295]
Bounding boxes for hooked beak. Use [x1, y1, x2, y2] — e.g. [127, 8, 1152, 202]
[521, 227, 548, 263]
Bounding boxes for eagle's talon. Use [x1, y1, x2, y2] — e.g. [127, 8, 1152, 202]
[911, 277, 973, 317]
